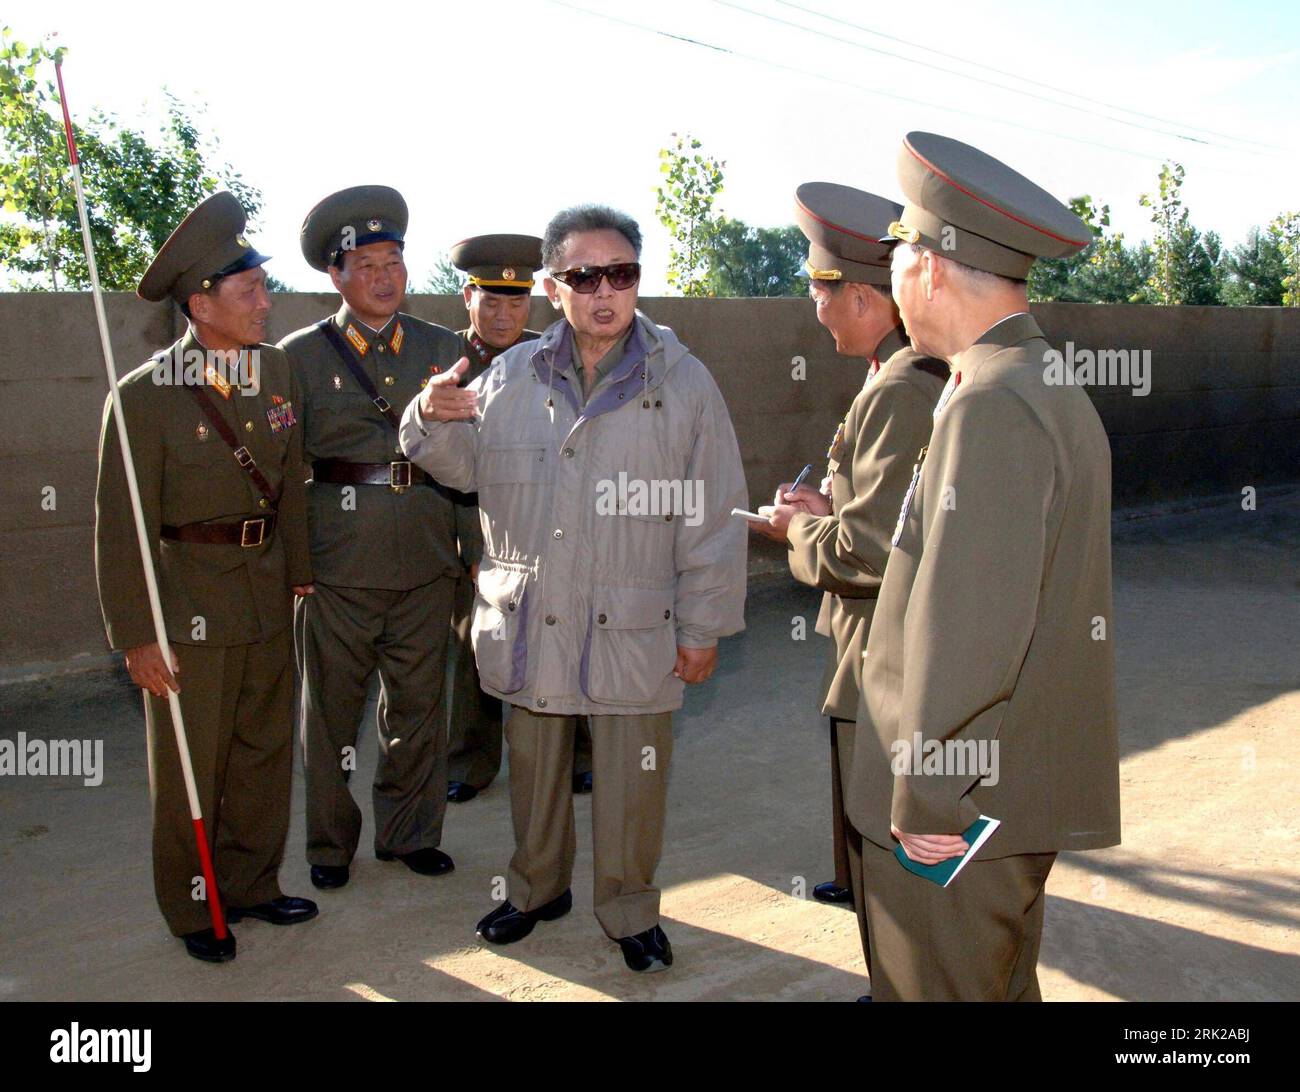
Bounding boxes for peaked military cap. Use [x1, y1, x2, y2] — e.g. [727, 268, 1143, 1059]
[450, 234, 543, 295]
[794, 182, 903, 286]
[885, 132, 1091, 280]
[138, 192, 270, 304]
[300, 185, 408, 272]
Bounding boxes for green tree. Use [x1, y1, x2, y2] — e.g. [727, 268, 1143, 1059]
[0, 29, 67, 286]
[1221, 226, 1286, 305]
[420, 252, 464, 294]
[1137, 161, 1224, 305]
[655, 132, 725, 296]
[1, 28, 266, 290]
[1028, 196, 1150, 304]
[1083, 237, 1153, 303]
[704, 218, 806, 297]
[1271, 211, 1300, 306]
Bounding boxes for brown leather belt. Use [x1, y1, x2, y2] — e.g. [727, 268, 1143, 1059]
[161, 515, 276, 547]
[312, 459, 428, 491]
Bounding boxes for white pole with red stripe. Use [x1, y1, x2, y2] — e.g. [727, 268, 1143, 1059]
[55, 62, 226, 940]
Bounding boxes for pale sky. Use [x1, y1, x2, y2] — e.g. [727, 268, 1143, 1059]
[10, 0, 1299, 291]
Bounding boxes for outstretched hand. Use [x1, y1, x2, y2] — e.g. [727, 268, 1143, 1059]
[418, 358, 477, 421]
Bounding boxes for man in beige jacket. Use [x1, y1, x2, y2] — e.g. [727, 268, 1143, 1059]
[401, 204, 748, 972]
[847, 132, 1121, 1001]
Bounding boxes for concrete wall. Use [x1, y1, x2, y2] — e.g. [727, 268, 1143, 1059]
[1, 293, 1296, 670]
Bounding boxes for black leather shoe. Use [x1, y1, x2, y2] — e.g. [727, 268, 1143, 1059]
[572, 771, 593, 794]
[447, 780, 479, 803]
[310, 864, 349, 890]
[226, 895, 319, 926]
[376, 847, 455, 876]
[857, 995, 873, 1002]
[182, 927, 236, 963]
[476, 889, 573, 945]
[813, 881, 854, 906]
[618, 924, 673, 972]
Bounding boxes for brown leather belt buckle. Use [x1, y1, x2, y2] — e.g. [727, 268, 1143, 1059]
[240, 518, 267, 547]
[234, 445, 254, 468]
[389, 461, 412, 492]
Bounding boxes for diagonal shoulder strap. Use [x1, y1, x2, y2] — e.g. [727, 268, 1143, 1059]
[184, 383, 279, 503]
[317, 319, 402, 429]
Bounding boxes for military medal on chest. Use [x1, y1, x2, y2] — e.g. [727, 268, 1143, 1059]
[332, 374, 343, 391]
[266, 392, 297, 433]
[195, 422, 210, 441]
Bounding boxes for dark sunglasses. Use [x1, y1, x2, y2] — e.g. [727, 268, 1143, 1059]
[550, 262, 641, 294]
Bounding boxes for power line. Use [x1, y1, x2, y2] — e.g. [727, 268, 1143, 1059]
[779, 0, 1284, 152]
[541, 0, 1198, 161]
[712, 0, 1274, 155]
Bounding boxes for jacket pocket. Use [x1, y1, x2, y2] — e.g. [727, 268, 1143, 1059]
[581, 584, 677, 705]
[479, 445, 546, 486]
[471, 564, 530, 694]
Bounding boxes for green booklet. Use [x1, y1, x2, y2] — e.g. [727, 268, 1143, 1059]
[893, 815, 1001, 888]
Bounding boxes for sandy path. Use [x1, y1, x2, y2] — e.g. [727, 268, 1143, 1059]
[1, 491, 1296, 1001]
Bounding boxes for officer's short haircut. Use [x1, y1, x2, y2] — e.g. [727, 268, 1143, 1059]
[808, 279, 891, 302]
[543, 205, 642, 269]
[180, 282, 221, 321]
[909, 242, 1024, 290]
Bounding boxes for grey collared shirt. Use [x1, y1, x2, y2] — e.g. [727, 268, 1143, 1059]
[573, 326, 633, 404]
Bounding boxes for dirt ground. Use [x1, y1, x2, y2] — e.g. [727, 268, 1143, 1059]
[1, 489, 1297, 1002]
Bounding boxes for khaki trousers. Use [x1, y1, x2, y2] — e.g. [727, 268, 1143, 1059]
[505, 706, 673, 939]
[829, 717, 855, 890]
[296, 579, 453, 866]
[144, 628, 293, 936]
[856, 837, 1056, 1001]
[446, 568, 502, 788]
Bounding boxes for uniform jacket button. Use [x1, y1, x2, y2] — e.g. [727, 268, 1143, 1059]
[597, 613, 607, 624]
[244, 420, 254, 432]
[545, 614, 556, 625]
[536, 698, 547, 708]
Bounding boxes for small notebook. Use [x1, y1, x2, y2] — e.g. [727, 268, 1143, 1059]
[893, 815, 1001, 888]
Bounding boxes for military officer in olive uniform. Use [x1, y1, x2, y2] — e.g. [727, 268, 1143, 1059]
[443, 233, 593, 803]
[95, 192, 318, 963]
[280, 186, 463, 890]
[751, 184, 946, 947]
[849, 133, 1121, 1001]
